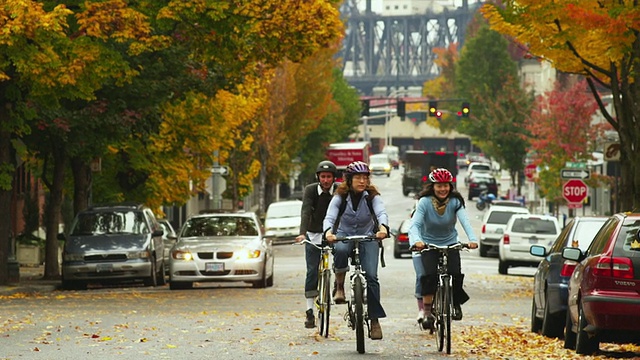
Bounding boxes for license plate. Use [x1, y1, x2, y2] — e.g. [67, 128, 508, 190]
[206, 262, 224, 272]
[96, 263, 113, 273]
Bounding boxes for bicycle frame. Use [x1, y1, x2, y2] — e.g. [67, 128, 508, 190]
[336, 235, 378, 354]
[298, 239, 333, 337]
[418, 242, 467, 355]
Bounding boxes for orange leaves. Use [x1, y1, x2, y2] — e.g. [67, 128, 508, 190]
[76, 0, 152, 42]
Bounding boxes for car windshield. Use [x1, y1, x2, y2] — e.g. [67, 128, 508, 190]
[487, 211, 522, 225]
[511, 218, 557, 234]
[71, 211, 149, 235]
[181, 216, 258, 237]
[267, 204, 300, 219]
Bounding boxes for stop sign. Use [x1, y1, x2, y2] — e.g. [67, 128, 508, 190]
[524, 164, 536, 180]
[563, 179, 588, 203]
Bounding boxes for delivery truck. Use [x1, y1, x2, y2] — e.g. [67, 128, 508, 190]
[326, 142, 371, 179]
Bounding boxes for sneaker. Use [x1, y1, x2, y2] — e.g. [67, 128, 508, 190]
[370, 320, 383, 340]
[452, 305, 463, 321]
[333, 288, 346, 304]
[305, 309, 315, 329]
[416, 310, 425, 323]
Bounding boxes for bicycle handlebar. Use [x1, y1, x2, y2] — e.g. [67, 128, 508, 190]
[294, 238, 333, 250]
[334, 235, 380, 242]
[410, 242, 470, 253]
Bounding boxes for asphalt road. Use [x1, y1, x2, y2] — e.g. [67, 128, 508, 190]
[0, 169, 539, 359]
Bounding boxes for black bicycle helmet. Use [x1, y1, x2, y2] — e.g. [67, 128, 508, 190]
[316, 160, 337, 176]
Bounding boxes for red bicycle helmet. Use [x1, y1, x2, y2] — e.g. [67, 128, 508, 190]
[345, 161, 370, 176]
[429, 168, 453, 183]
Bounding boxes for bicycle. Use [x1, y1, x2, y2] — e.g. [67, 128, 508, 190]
[415, 242, 469, 355]
[334, 235, 380, 354]
[298, 239, 334, 337]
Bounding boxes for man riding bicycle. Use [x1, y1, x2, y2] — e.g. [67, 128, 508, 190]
[408, 168, 478, 329]
[295, 160, 338, 329]
[323, 161, 389, 340]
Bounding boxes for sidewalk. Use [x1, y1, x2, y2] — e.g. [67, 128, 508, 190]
[0, 265, 59, 296]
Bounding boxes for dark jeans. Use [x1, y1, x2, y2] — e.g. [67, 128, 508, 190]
[419, 248, 469, 306]
[304, 242, 321, 298]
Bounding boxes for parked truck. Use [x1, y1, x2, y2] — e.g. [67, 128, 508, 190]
[402, 150, 459, 196]
[326, 141, 371, 179]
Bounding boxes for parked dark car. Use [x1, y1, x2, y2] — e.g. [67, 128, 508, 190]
[562, 213, 640, 355]
[529, 216, 607, 338]
[393, 218, 411, 258]
[467, 173, 498, 200]
[60, 203, 166, 290]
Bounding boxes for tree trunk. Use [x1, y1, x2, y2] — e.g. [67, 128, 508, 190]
[43, 145, 65, 280]
[0, 128, 13, 285]
[71, 156, 91, 216]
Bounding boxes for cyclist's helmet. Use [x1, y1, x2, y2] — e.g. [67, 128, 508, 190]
[345, 161, 370, 177]
[428, 168, 453, 183]
[316, 160, 337, 177]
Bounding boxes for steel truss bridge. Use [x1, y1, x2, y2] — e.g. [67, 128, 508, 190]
[339, 0, 481, 95]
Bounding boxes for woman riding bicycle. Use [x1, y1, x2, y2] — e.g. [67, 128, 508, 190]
[324, 161, 389, 340]
[408, 168, 478, 329]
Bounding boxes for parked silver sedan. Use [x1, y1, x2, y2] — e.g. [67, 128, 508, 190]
[168, 211, 274, 290]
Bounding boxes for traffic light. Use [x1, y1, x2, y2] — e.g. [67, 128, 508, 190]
[435, 110, 443, 118]
[361, 99, 370, 117]
[461, 102, 470, 118]
[428, 101, 438, 117]
[397, 99, 406, 118]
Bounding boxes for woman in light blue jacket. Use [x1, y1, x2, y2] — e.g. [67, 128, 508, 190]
[324, 161, 389, 340]
[409, 168, 478, 330]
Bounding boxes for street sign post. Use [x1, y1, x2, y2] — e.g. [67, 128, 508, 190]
[524, 164, 536, 181]
[561, 168, 590, 180]
[563, 179, 588, 204]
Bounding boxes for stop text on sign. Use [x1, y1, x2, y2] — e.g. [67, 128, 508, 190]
[562, 179, 588, 203]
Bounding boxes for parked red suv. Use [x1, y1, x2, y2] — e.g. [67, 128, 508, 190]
[562, 213, 640, 355]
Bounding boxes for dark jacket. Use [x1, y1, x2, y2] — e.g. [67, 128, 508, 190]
[299, 183, 334, 234]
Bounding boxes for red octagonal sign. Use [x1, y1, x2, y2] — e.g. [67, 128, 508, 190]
[563, 179, 588, 203]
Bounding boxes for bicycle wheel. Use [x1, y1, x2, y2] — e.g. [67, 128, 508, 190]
[434, 283, 445, 352]
[443, 280, 452, 354]
[318, 270, 331, 337]
[354, 275, 365, 354]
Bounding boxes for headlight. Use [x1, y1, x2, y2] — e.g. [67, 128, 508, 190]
[127, 250, 151, 259]
[172, 249, 193, 261]
[384, 165, 391, 171]
[63, 253, 84, 261]
[235, 249, 261, 260]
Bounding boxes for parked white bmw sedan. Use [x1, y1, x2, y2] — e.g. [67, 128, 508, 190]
[169, 211, 274, 290]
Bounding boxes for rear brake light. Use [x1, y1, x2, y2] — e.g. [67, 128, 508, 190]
[481, 224, 486, 234]
[470, 183, 477, 188]
[502, 234, 510, 245]
[422, 176, 428, 183]
[397, 234, 409, 242]
[594, 257, 634, 279]
[560, 261, 577, 277]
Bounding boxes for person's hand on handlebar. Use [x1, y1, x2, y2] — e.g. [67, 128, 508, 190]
[375, 224, 389, 240]
[295, 234, 305, 243]
[325, 230, 337, 243]
[467, 241, 478, 249]
[413, 241, 425, 250]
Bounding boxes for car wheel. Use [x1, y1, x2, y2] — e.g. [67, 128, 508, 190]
[479, 243, 488, 258]
[530, 298, 542, 333]
[564, 310, 576, 350]
[498, 259, 508, 275]
[169, 280, 193, 290]
[393, 245, 401, 259]
[266, 257, 274, 287]
[144, 257, 158, 287]
[253, 263, 268, 289]
[157, 260, 167, 286]
[575, 305, 599, 355]
[403, 189, 410, 196]
[541, 290, 564, 338]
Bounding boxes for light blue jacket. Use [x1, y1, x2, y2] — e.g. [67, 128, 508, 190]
[408, 196, 477, 247]
[323, 191, 388, 236]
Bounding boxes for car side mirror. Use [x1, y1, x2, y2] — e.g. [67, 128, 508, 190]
[168, 234, 178, 240]
[530, 245, 546, 257]
[562, 247, 583, 261]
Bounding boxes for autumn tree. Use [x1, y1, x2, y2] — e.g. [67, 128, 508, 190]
[455, 22, 533, 191]
[483, 0, 640, 211]
[526, 79, 607, 212]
